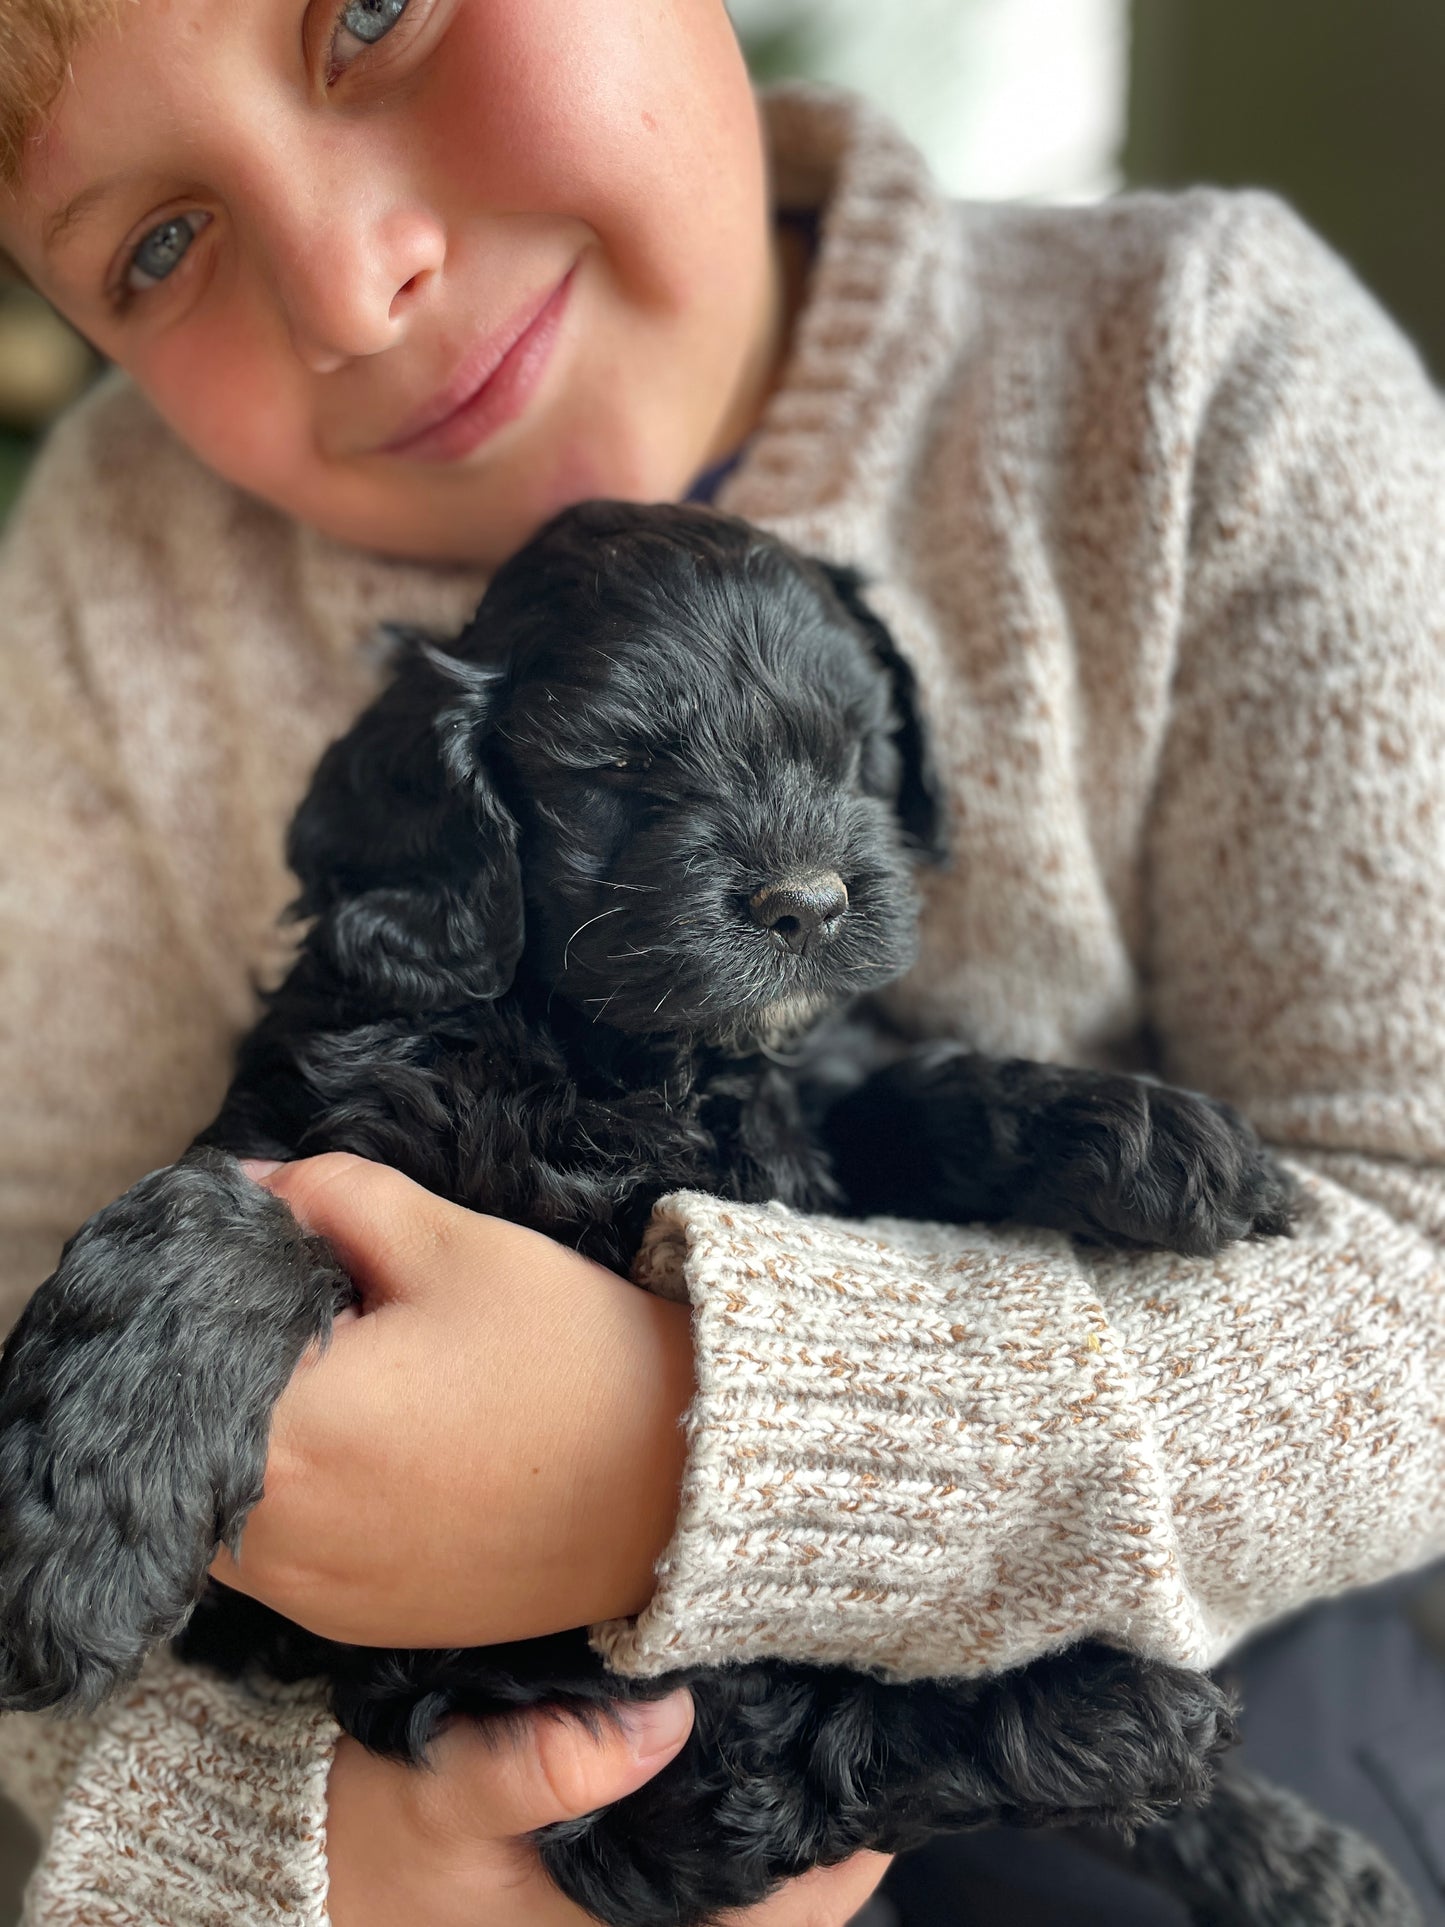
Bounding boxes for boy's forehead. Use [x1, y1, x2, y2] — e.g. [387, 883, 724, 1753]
[3, 0, 166, 191]
[7, 0, 435, 263]
[0, 0, 118, 193]
[0, 4, 192, 262]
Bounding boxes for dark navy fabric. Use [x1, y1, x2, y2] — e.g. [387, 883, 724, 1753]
[871, 1572, 1445, 1925]
[682, 447, 745, 507]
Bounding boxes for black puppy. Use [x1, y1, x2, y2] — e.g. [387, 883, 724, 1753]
[0, 504, 1414, 1927]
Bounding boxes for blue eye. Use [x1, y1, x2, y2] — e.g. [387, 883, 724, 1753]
[337, 0, 407, 47]
[125, 212, 210, 293]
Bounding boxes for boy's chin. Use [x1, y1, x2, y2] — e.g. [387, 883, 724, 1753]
[297, 461, 701, 569]
[282, 478, 576, 571]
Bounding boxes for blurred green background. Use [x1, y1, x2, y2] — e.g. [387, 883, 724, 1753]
[1127, 0, 1445, 375]
[0, 440, 27, 524]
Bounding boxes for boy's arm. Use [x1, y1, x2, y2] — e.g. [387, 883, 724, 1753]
[0, 382, 287, 1328]
[5, 1656, 336, 1926]
[593, 196, 1445, 1684]
[0, 383, 349, 1916]
[597, 1155, 1445, 1682]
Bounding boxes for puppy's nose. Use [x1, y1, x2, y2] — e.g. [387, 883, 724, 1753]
[749, 873, 849, 955]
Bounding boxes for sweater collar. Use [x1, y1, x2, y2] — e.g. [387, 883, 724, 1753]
[720, 83, 966, 576]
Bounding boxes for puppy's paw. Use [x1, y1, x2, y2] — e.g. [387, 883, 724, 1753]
[1025, 1078, 1297, 1257]
[0, 1151, 349, 1713]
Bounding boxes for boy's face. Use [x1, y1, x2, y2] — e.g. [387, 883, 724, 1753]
[0, 0, 779, 566]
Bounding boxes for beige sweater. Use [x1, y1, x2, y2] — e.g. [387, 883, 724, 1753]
[4, 82, 1445, 1922]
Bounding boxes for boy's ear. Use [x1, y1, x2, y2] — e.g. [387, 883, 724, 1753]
[821, 565, 948, 863]
[286, 639, 523, 1010]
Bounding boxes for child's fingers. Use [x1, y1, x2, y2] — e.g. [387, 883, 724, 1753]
[419, 1692, 696, 1843]
[719, 1852, 893, 1924]
[242, 1149, 609, 1320]
[325, 1698, 696, 1926]
[240, 1151, 465, 1304]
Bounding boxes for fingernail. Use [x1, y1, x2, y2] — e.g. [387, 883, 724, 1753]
[618, 1689, 694, 1764]
[240, 1159, 284, 1181]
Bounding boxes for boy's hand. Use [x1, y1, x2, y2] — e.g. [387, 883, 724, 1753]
[325, 1692, 892, 1926]
[210, 1153, 695, 1648]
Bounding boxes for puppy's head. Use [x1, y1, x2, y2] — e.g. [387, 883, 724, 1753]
[290, 501, 942, 1039]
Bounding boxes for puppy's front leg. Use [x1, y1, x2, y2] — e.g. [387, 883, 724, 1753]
[0, 1149, 350, 1713]
[825, 1047, 1295, 1256]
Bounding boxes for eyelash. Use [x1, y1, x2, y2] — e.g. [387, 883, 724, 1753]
[105, 0, 419, 314]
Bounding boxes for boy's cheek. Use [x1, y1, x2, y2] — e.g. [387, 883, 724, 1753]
[128, 325, 312, 499]
[423, 0, 764, 309]
[115, 264, 737, 567]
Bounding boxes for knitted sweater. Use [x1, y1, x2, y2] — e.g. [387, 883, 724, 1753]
[4, 82, 1445, 1923]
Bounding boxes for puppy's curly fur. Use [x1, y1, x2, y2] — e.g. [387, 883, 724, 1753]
[0, 504, 1413, 1927]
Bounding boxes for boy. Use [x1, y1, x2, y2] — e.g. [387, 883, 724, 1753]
[3, 2, 1445, 1921]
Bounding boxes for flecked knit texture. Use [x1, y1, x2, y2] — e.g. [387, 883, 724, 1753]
[16, 1655, 334, 1925]
[2, 81, 1445, 1918]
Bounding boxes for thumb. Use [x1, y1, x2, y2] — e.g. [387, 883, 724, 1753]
[239, 1151, 443, 1307]
[425, 1690, 696, 1842]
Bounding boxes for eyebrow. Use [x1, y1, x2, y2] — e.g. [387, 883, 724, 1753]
[41, 178, 124, 256]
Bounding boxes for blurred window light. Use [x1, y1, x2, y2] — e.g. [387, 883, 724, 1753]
[731, 0, 1130, 201]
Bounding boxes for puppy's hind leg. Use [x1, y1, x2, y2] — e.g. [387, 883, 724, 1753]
[1125, 1766, 1422, 1926]
[0, 1150, 350, 1713]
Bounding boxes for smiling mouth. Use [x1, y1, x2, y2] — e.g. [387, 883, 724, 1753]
[379, 265, 577, 463]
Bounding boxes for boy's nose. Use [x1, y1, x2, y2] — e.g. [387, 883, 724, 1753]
[278, 207, 446, 371]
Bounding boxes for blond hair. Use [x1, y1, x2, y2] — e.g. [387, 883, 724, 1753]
[0, 0, 119, 188]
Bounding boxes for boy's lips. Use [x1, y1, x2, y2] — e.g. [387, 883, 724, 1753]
[379, 266, 577, 463]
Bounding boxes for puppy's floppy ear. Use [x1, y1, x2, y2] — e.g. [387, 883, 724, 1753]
[286, 636, 523, 1010]
[822, 565, 947, 862]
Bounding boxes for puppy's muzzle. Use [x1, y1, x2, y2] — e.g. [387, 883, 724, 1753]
[748, 871, 849, 957]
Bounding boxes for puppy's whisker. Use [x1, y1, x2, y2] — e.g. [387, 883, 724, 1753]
[562, 904, 625, 968]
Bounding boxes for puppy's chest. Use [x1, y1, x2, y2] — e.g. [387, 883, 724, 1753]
[286, 1024, 836, 1272]
[440, 1049, 835, 1268]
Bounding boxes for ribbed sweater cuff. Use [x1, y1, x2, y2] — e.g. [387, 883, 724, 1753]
[20, 1652, 336, 1926]
[592, 1194, 1209, 1682]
